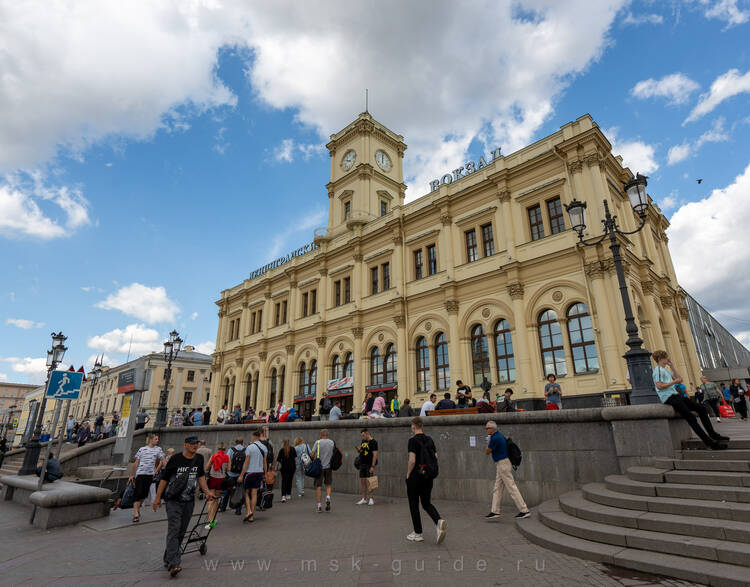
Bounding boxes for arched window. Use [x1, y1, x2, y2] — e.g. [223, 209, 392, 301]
[567, 303, 599, 374]
[471, 324, 490, 386]
[270, 368, 278, 408]
[309, 360, 318, 396]
[384, 343, 397, 383]
[494, 319, 516, 383]
[298, 362, 307, 395]
[343, 352, 354, 378]
[370, 347, 384, 385]
[245, 373, 253, 409]
[538, 310, 567, 376]
[279, 366, 285, 403]
[435, 332, 450, 390]
[331, 355, 342, 379]
[415, 337, 430, 392]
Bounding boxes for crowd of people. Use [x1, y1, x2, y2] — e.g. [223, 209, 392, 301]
[62, 411, 120, 447]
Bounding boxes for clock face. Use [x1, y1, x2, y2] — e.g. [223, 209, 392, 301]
[375, 150, 392, 172]
[342, 150, 356, 170]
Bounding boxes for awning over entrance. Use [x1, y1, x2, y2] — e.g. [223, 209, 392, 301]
[365, 383, 397, 394]
[293, 395, 315, 403]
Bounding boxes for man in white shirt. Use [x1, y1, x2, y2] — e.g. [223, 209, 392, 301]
[329, 401, 343, 421]
[238, 430, 267, 522]
[217, 403, 229, 424]
[312, 429, 336, 513]
[129, 433, 166, 523]
[419, 393, 438, 417]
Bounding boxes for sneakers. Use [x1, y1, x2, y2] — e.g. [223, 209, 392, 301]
[515, 511, 531, 519]
[317, 504, 322, 513]
[712, 434, 730, 442]
[281, 496, 286, 503]
[298, 494, 303, 498]
[406, 532, 424, 542]
[485, 512, 500, 519]
[356, 498, 367, 505]
[436, 519, 447, 544]
[325, 500, 331, 511]
[368, 498, 374, 506]
[204, 520, 216, 530]
[717, 417, 721, 423]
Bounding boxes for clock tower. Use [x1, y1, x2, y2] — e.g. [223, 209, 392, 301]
[325, 112, 407, 233]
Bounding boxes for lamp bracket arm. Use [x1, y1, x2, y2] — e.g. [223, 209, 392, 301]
[576, 232, 608, 248]
[614, 214, 648, 237]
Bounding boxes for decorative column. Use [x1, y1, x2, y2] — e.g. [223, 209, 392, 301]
[315, 336, 327, 406]
[231, 361, 244, 409]
[507, 282, 534, 393]
[240, 300, 250, 341]
[318, 270, 328, 321]
[261, 290, 271, 337]
[285, 344, 296, 406]
[444, 300, 462, 386]
[394, 314, 408, 401]
[497, 189, 516, 258]
[257, 352, 268, 409]
[287, 280, 298, 329]
[353, 252, 364, 307]
[641, 281, 666, 351]
[439, 211, 454, 279]
[391, 231, 404, 290]
[352, 327, 365, 412]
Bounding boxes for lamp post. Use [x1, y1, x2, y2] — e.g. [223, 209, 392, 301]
[564, 173, 658, 405]
[84, 358, 103, 420]
[155, 330, 182, 429]
[19, 332, 67, 475]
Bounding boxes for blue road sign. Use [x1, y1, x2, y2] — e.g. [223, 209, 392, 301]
[46, 371, 84, 400]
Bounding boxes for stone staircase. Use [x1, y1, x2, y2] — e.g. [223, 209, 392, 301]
[518, 438, 750, 586]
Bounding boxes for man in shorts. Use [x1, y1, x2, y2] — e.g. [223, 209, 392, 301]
[312, 429, 335, 513]
[129, 433, 166, 523]
[356, 429, 378, 505]
[238, 429, 267, 523]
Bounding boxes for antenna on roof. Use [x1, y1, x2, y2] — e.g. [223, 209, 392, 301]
[365, 88, 369, 113]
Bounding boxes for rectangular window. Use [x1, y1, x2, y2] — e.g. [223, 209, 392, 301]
[311, 289, 317, 314]
[380, 200, 387, 216]
[547, 197, 565, 234]
[414, 249, 424, 280]
[371, 266, 379, 294]
[427, 244, 437, 275]
[344, 277, 351, 303]
[187, 370, 195, 382]
[481, 223, 495, 257]
[282, 300, 287, 323]
[258, 309, 262, 331]
[382, 262, 390, 290]
[465, 229, 478, 262]
[344, 201, 351, 220]
[183, 391, 192, 406]
[302, 292, 309, 317]
[529, 204, 545, 241]
[251, 312, 256, 334]
[334, 280, 341, 307]
[275, 303, 281, 326]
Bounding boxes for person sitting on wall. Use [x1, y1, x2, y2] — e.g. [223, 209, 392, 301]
[435, 392, 456, 411]
[652, 350, 729, 450]
[496, 388, 515, 413]
[36, 457, 63, 483]
[477, 391, 495, 414]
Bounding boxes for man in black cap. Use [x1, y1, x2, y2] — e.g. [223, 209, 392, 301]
[153, 435, 215, 577]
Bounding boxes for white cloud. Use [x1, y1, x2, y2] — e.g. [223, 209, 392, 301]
[213, 126, 229, 155]
[667, 118, 729, 164]
[669, 162, 750, 325]
[266, 208, 327, 259]
[659, 191, 679, 211]
[193, 341, 215, 355]
[85, 353, 112, 369]
[631, 73, 699, 105]
[697, 0, 750, 27]
[6, 318, 44, 330]
[0, 356, 48, 384]
[190, 312, 199, 320]
[0, 373, 7, 381]
[622, 12, 664, 25]
[96, 283, 179, 324]
[603, 127, 659, 174]
[87, 323, 161, 355]
[273, 139, 326, 163]
[274, 139, 295, 163]
[686, 69, 750, 123]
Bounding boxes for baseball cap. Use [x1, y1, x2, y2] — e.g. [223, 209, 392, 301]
[184, 435, 200, 444]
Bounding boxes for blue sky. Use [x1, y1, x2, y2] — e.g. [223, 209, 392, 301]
[2, 0, 750, 384]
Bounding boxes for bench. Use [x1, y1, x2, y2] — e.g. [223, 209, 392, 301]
[0, 474, 111, 529]
[426, 407, 480, 416]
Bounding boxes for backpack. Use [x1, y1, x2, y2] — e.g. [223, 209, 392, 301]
[322, 397, 332, 413]
[230, 446, 245, 474]
[331, 444, 343, 471]
[165, 457, 196, 500]
[416, 436, 439, 480]
[506, 436, 522, 470]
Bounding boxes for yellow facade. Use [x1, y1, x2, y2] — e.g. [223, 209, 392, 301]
[210, 113, 701, 414]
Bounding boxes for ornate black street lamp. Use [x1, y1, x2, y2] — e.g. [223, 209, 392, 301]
[19, 332, 67, 475]
[84, 358, 103, 420]
[565, 173, 657, 405]
[155, 330, 182, 428]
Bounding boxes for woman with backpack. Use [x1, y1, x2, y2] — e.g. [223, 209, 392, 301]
[221, 438, 246, 513]
[276, 438, 297, 502]
[205, 443, 229, 528]
[293, 437, 311, 498]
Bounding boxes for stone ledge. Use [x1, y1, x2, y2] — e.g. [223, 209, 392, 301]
[1, 475, 111, 506]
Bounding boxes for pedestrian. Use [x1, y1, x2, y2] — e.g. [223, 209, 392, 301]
[111, 411, 119, 432]
[483, 421, 530, 520]
[65, 415, 75, 443]
[721, 384, 731, 402]
[455, 380, 472, 408]
[134, 408, 149, 430]
[405, 417, 446, 544]
[477, 391, 494, 413]
[293, 436, 310, 498]
[76, 421, 90, 447]
[171, 410, 184, 427]
[329, 400, 342, 421]
[221, 437, 245, 514]
[312, 429, 335, 513]
[652, 350, 729, 449]
[203, 406, 212, 426]
[205, 442, 228, 529]
[319, 392, 332, 421]
[419, 393, 437, 417]
[356, 429, 378, 505]
[129, 433, 166, 523]
[435, 392, 456, 410]
[94, 412, 105, 437]
[153, 435, 214, 578]
[165, 448, 175, 462]
[390, 393, 400, 416]
[276, 438, 297, 503]
[217, 403, 229, 424]
[231, 404, 242, 424]
[196, 440, 212, 464]
[103, 420, 112, 438]
[699, 375, 723, 422]
[398, 398, 415, 418]
[370, 392, 386, 418]
[238, 429, 267, 523]
[192, 408, 203, 426]
[496, 388, 515, 413]
[730, 378, 747, 420]
[544, 374, 562, 409]
[72, 421, 80, 439]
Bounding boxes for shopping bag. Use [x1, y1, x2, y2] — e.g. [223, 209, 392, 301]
[366, 475, 379, 492]
[719, 401, 735, 418]
[119, 481, 135, 509]
[228, 482, 245, 509]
